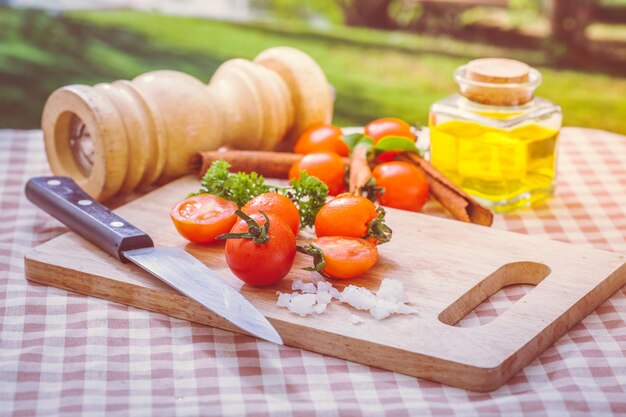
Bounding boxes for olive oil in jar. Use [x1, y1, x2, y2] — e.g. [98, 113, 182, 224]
[429, 58, 562, 212]
[430, 121, 558, 209]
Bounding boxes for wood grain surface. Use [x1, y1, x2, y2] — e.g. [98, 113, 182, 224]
[24, 176, 626, 391]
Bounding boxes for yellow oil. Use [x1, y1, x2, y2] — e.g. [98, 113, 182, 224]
[430, 120, 558, 212]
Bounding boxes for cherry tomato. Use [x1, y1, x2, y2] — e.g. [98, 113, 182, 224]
[375, 145, 415, 164]
[223, 212, 296, 286]
[315, 194, 391, 244]
[364, 117, 414, 143]
[310, 237, 378, 279]
[242, 192, 300, 236]
[170, 194, 238, 243]
[372, 161, 429, 212]
[375, 151, 399, 163]
[289, 152, 346, 196]
[294, 124, 349, 157]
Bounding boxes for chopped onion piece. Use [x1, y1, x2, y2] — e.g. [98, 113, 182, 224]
[292, 279, 317, 294]
[316, 290, 333, 305]
[377, 278, 408, 302]
[288, 293, 317, 317]
[277, 278, 417, 321]
[314, 302, 328, 314]
[340, 285, 376, 311]
[276, 292, 292, 308]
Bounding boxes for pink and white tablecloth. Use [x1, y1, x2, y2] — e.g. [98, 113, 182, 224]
[1, 128, 625, 416]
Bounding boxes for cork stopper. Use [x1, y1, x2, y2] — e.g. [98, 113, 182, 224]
[455, 58, 539, 106]
[467, 58, 530, 84]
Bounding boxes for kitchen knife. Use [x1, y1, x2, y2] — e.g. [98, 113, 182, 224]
[25, 176, 283, 345]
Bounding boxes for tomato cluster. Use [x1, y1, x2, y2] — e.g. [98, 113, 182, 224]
[290, 119, 429, 212]
[171, 192, 299, 286]
[170, 190, 384, 283]
[170, 117, 429, 286]
[290, 124, 349, 196]
[308, 194, 388, 279]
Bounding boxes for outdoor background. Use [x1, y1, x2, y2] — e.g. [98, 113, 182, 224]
[1, 0, 625, 133]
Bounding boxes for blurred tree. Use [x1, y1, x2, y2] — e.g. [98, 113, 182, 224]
[339, 0, 396, 29]
[550, 0, 596, 64]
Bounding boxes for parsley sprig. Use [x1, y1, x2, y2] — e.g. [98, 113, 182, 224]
[282, 171, 328, 229]
[195, 160, 328, 228]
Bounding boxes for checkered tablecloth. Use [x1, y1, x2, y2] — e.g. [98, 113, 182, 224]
[1, 128, 625, 416]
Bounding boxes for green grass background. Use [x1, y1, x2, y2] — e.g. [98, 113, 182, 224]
[1, 7, 626, 133]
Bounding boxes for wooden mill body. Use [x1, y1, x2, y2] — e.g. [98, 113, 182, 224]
[41, 47, 333, 201]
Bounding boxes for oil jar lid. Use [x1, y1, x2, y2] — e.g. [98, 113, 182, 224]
[455, 58, 542, 106]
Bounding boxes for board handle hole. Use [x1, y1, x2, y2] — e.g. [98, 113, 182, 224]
[438, 261, 551, 327]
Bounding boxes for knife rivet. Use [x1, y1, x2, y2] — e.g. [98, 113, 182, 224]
[47, 179, 61, 186]
[78, 199, 92, 206]
[110, 221, 124, 227]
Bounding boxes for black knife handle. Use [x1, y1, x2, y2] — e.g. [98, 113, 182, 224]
[25, 176, 154, 262]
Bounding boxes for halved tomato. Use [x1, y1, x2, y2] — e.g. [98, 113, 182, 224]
[299, 236, 378, 280]
[170, 194, 238, 243]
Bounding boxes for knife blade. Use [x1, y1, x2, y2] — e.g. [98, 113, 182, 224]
[25, 176, 282, 345]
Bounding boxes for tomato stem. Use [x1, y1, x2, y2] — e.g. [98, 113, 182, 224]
[361, 177, 384, 202]
[365, 206, 393, 244]
[217, 210, 270, 245]
[296, 244, 331, 279]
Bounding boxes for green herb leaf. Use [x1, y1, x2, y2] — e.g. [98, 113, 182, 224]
[195, 161, 328, 229]
[285, 171, 329, 229]
[342, 133, 374, 154]
[196, 160, 270, 207]
[229, 171, 270, 208]
[373, 136, 420, 154]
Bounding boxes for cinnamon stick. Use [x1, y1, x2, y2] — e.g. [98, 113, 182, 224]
[396, 152, 493, 226]
[192, 150, 302, 179]
[191, 148, 493, 227]
[348, 146, 372, 194]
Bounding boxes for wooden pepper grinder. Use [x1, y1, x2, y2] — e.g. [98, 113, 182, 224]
[42, 47, 333, 201]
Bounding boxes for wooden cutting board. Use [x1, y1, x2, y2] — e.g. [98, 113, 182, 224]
[24, 176, 626, 391]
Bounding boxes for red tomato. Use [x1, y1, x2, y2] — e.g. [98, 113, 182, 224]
[375, 145, 415, 164]
[294, 125, 349, 157]
[223, 212, 296, 286]
[364, 117, 414, 143]
[289, 152, 346, 196]
[170, 194, 238, 243]
[309, 236, 378, 279]
[372, 161, 429, 212]
[242, 192, 300, 236]
[314, 193, 392, 244]
[315, 194, 377, 239]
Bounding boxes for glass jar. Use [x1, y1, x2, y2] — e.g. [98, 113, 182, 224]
[429, 58, 562, 213]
